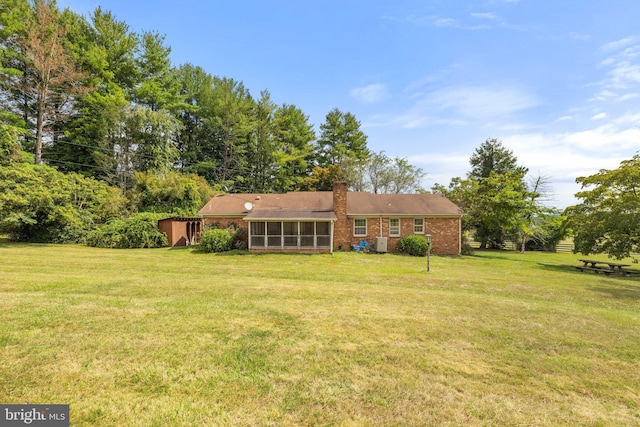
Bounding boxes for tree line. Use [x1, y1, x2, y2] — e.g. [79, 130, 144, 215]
[2, 1, 634, 258]
[0, 0, 424, 195]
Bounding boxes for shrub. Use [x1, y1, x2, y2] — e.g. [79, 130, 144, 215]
[85, 214, 168, 248]
[230, 227, 248, 250]
[129, 171, 216, 216]
[200, 229, 233, 253]
[397, 235, 430, 257]
[0, 162, 126, 243]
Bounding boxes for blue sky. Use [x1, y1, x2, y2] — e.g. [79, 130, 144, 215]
[57, 0, 640, 208]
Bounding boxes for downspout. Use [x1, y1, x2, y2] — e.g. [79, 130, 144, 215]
[379, 216, 383, 238]
[330, 221, 334, 254]
[459, 216, 462, 254]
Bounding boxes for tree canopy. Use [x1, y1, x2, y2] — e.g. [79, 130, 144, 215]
[433, 138, 560, 251]
[565, 155, 640, 259]
[0, 1, 432, 244]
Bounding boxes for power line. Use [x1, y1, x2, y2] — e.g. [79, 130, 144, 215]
[48, 137, 222, 170]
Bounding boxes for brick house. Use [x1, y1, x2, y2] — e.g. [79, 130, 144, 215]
[198, 181, 463, 254]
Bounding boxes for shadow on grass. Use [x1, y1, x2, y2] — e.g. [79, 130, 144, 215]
[187, 247, 251, 256]
[538, 262, 640, 282]
[469, 250, 524, 261]
[588, 284, 640, 300]
[0, 237, 40, 249]
[537, 263, 576, 274]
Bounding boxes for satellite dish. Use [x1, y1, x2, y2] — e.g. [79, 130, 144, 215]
[244, 202, 253, 211]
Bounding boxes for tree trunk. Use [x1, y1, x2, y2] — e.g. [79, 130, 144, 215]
[34, 91, 46, 165]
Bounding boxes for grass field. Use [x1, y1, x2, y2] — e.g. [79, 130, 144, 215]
[1, 240, 639, 426]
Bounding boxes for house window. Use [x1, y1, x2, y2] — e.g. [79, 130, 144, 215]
[413, 218, 424, 234]
[354, 218, 367, 236]
[389, 218, 400, 236]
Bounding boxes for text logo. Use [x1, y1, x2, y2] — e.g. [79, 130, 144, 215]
[0, 405, 69, 427]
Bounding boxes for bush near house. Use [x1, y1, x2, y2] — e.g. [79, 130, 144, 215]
[397, 234, 430, 257]
[200, 229, 233, 253]
[85, 214, 168, 248]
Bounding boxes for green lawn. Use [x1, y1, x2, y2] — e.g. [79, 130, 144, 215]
[1, 241, 639, 426]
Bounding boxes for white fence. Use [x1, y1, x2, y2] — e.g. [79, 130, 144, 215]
[469, 240, 575, 253]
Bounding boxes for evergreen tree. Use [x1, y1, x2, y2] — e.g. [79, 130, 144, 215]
[468, 137, 527, 180]
[315, 108, 370, 167]
[207, 77, 254, 189]
[134, 31, 183, 112]
[244, 90, 277, 192]
[272, 103, 315, 192]
[174, 63, 216, 175]
[0, 0, 31, 150]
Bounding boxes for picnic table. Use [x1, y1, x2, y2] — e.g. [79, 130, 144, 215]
[576, 259, 632, 276]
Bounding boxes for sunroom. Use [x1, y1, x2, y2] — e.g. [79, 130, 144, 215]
[244, 210, 336, 253]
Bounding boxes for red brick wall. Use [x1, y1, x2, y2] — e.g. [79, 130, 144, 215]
[203, 204, 462, 254]
[332, 181, 350, 251]
[343, 216, 460, 255]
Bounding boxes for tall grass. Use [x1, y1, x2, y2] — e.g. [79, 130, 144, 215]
[1, 241, 639, 425]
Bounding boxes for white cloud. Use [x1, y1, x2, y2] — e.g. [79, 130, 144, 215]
[471, 12, 499, 20]
[422, 85, 539, 120]
[434, 17, 458, 27]
[608, 62, 640, 88]
[590, 38, 640, 106]
[555, 115, 574, 122]
[404, 15, 491, 30]
[376, 84, 538, 130]
[568, 32, 591, 41]
[589, 89, 617, 101]
[591, 112, 607, 120]
[349, 84, 390, 104]
[502, 124, 640, 207]
[600, 37, 635, 53]
[404, 115, 640, 208]
[620, 93, 639, 101]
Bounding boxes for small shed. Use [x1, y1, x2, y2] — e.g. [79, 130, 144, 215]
[158, 217, 203, 247]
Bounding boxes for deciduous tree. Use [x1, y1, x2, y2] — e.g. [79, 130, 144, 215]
[20, 0, 88, 164]
[565, 155, 640, 259]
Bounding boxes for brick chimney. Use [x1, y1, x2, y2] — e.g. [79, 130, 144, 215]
[332, 181, 349, 251]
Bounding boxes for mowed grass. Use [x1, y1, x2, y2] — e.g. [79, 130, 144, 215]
[1, 240, 639, 426]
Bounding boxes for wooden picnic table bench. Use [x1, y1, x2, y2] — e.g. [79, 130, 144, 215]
[576, 259, 632, 276]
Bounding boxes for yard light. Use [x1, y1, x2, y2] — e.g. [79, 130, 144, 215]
[426, 234, 432, 272]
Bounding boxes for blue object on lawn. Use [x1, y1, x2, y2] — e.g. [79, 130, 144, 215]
[353, 240, 370, 252]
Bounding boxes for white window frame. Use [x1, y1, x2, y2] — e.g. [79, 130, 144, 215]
[354, 218, 367, 236]
[389, 218, 400, 236]
[413, 218, 424, 234]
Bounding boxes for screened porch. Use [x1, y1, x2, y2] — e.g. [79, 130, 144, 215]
[248, 221, 333, 251]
